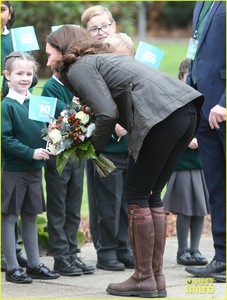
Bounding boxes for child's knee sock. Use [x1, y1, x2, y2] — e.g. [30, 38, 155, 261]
[21, 212, 40, 268]
[2, 214, 20, 270]
[190, 216, 204, 250]
[176, 214, 191, 253]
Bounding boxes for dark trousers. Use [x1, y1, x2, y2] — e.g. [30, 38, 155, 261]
[126, 103, 197, 208]
[197, 117, 226, 262]
[87, 160, 99, 246]
[45, 157, 85, 260]
[87, 153, 132, 261]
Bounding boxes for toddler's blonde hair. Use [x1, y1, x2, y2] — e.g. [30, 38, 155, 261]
[105, 33, 136, 55]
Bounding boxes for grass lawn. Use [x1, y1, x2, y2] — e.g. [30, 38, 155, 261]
[36, 40, 187, 218]
[156, 41, 188, 75]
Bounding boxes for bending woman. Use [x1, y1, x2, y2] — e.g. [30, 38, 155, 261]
[46, 25, 204, 298]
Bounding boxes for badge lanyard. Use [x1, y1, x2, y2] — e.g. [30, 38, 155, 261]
[186, 2, 214, 60]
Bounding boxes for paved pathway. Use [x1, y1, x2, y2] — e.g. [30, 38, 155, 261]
[1, 235, 225, 299]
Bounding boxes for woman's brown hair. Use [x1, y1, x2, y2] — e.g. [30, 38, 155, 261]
[46, 25, 113, 74]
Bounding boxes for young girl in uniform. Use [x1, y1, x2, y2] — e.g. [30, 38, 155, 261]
[1, 51, 60, 284]
[163, 58, 209, 266]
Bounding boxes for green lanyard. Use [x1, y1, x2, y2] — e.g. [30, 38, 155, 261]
[194, 1, 214, 39]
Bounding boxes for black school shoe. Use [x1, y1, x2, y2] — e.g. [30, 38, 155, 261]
[54, 258, 83, 276]
[177, 250, 196, 266]
[190, 249, 208, 266]
[6, 267, 32, 284]
[96, 258, 125, 271]
[70, 257, 95, 274]
[26, 263, 60, 279]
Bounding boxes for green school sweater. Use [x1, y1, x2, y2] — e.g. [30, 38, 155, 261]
[2, 97, 46, 172]
[104, 131, 128, 154]
[175, 148, 203, 170]
[41, 76, 73, 117]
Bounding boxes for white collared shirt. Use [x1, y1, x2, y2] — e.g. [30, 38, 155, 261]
[2, 25, 9, 35]
[52, 74, 64, 86]
[7, 89, 31, 105]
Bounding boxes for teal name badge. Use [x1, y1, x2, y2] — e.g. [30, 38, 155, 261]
[29, 96, 57, 122]
[134, 41, 164, 69]
[11, 26, 40, 52]
[186, 38, 199, 60]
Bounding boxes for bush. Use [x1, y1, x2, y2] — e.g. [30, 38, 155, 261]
[162, 2, 195, 28]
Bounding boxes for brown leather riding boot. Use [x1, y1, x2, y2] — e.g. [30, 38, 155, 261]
[106, 205, 158, 298]
[150, 207, 167, 298]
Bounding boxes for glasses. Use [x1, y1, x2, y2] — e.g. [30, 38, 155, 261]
[88, 23, 112, 36]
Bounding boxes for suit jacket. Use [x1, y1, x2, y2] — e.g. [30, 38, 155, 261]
[64, 54, 203, 161]
[187, 1, 226, 119]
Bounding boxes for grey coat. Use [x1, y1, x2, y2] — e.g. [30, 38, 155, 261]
[65, 54, 204, 161]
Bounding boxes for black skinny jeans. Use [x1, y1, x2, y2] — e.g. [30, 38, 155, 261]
[126, 102, 197, 208]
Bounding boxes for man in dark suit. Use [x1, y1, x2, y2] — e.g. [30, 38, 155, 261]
[185, 1, 226, 282]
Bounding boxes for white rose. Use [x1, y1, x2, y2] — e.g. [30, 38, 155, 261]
[49, 128, 62, 144]
[76, 111, 90, 125]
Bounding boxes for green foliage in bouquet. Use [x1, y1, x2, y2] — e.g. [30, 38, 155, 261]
[56, 139, 96, 176]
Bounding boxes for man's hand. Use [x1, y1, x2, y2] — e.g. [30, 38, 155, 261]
[209, 105, 226, 129]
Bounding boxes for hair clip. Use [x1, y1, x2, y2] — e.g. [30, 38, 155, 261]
[4, 55, 21, 62]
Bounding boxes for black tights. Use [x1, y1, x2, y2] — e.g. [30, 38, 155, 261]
[126, 103, 197, 208]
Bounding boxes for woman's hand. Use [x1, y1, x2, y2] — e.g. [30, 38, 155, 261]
[115, 123, 127, 137]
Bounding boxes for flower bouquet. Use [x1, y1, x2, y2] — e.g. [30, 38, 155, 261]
[43, 102, 116, 177]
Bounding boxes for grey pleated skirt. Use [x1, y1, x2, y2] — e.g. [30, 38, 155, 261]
[2, 169, 46, 215]
[163, 169, 210, 216]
